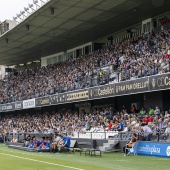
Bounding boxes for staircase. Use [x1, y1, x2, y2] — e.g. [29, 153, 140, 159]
[98, 140, 120, 153]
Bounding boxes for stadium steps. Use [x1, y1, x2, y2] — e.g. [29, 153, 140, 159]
[98, 140, 119, 153]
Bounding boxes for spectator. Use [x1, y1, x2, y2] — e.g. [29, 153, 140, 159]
[148, 115, 153, 123]
[164, 111, 170, 118]
[142, 115, 149, 124]
[109, 70, 117, 82]
[117, 119, 124, 131]
[154, 106, 160, 116]
[141, 124, 153, 141]
[107, 121, 113, 131]
[131, 105, 136, 113]
[157, 118, 166, 130]
[57, 132, 71, 152]
[149, 107, 155, 115]
[123, 133, 138, 156]
[162, 122, 170, 140]
[140, 107, 146, 115]
[23, 135, 31, 147]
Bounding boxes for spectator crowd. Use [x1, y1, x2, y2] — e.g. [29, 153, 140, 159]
[0, 29, 170, 104]
[1, 106, 170, 142]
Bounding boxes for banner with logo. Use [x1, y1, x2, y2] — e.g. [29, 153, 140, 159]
[23, 99, 35, 109]
[89, 77, 149, 99]
[0, 103, 14, 112]
[66, 90, 89, 102]
[35, 96, 50, 107]
[50, 93, 66, 105]
[89, 84, 115, 99]
[1, 73, 170, 112]
[50, 90, 89, 105]
[149, 73, 170, 91]
[130, 142, 170, 157]
[14, 101, 23, 110]
[115, 77, 149, 96]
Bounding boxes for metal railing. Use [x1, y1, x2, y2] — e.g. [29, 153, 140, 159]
[1, 131, 168, 143]
[1, 64, 170, 104]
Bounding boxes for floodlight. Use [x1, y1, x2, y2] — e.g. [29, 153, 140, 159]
[20, 11, 25, 15]
[28, 3, 35, 12]
[40, 0, 45, 5]
[40, 0, 45, 3]
[33, 0, 40, 8]
[16, 13, 22, 18]
[24, 7, 31, 14]
[33, 0, 38, 4]
[28, 4, 33, 8]
[24, 7, 29, 11]
[20, 11, 26, 17]
[13, 17, 17, 21]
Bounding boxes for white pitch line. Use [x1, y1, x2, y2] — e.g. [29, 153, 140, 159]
[0, 153, 84, 170]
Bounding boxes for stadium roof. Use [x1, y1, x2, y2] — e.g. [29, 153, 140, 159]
[0, 0, 170, 66]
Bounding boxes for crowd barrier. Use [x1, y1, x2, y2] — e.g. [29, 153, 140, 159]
[4, 132, 118, 142]
[72, 132, 118, 139]
[3, 131, 168, 142]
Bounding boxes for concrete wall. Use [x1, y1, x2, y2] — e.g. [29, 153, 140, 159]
[144, 91, 163, 112]
[73, 138, 127, 151]
[115, 93, 144, 111]
[162, 90, 170, 112]
[75, 138, 108, 149]
[92, 97, 115, 107]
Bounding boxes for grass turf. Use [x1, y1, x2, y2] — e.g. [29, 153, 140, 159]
[0, 144, 170, 170]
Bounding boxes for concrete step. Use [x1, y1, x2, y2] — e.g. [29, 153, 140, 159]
[98, 146, 110, 151]
[98, 146, 105, 150]
[105, 149, 122, 153]
[108, 140, 119, 144]
[99, 148, 107, 152]
[103, 143, 115, 148]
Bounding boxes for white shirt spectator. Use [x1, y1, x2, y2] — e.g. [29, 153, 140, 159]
[143, 126, 153, 135]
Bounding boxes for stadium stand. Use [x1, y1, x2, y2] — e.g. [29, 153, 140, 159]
[0, 0, 170, 160]
[1, 105, 170, 145]
[0, 29, 170, 104]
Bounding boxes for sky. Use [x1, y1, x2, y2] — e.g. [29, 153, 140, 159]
[0, 0, 35, 22]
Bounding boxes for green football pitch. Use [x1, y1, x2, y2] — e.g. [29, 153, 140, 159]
[0, 144, 169, 170]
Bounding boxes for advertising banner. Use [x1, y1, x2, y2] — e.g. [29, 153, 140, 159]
[35, 96, 50, 107]
[115, 77, 149, 96]
[14, 101, 23, 110]
[50, 90, 89, 105]
[23, 99, 35, 109]
[1, 73, 170, 112]
[89, 84, 115, 99]
[130, 142, 170, 157]
[0, 103, 14, 112]
[66, 90, 89, 102]
[50, 94, 66, 105]
[149, 73, 170, 91]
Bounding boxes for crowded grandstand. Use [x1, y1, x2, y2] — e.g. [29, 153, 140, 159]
[1, 0, 170, 169]
[1, 29, 170, 103]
